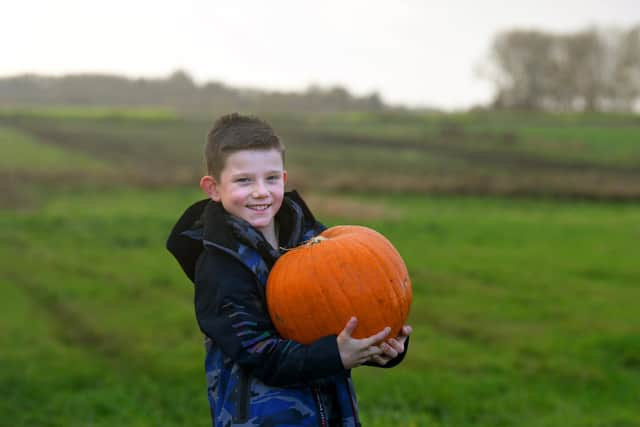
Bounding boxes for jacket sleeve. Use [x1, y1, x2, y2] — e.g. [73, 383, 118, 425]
[194, 248, 345, 387]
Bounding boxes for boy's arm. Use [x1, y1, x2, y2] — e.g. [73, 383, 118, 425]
[194, 249, 345, 387]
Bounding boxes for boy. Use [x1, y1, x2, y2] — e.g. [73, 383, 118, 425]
[167, 113, 411, 426]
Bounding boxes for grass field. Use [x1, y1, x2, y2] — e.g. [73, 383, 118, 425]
[3, 109, 640, 199]
[1, 109, 639, 426]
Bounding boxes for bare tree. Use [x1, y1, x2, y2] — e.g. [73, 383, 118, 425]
[610, 25, 640, 111]
[489, 30, 556, 110]
[486, 25, 640, 112]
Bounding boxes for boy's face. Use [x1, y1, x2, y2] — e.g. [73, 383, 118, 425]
[201, 148, 287, 235]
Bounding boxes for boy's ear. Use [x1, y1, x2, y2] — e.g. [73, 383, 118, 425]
[200, 175, 221, 201]
[282, 170, 288, 185]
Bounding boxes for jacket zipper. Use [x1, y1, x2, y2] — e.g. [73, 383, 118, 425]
[236, 369, 251, 423]
[345, 376, 361, 426]
[312, 385, 328, 427]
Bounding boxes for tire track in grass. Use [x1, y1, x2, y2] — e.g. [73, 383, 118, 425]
[8, 272, 147, 372]
[282, 127, 640, 176]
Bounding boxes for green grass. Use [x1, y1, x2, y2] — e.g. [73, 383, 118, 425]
[332, 193, 640, 426]
[1, 109, 639, 425]
[3, 110, 640, 200]
[0, 125, 113, 172]
[297, 111, 640, 168]
[0, 106, 178, 121]
[1, 186, 639, 426]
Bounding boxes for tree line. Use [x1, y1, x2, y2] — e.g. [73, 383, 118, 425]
[485, 25, 640, 112]
[0, 70, 386, 115]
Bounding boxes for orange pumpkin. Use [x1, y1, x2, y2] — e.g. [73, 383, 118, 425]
[266, 225, 412, 344]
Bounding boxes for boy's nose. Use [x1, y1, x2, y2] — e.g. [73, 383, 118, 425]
[252, 181, 268, 197]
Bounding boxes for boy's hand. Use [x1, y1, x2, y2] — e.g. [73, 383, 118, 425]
[337, 317, 391, 369]
[368, 325, 412, 366]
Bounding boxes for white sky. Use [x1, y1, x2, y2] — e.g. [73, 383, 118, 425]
[3, 0, 639, 110]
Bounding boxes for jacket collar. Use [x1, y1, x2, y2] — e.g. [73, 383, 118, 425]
[198, 193, 305, 252]
[166, 190, 320, 284]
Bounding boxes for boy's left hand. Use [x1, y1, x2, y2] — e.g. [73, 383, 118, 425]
[369, 325, 412, 366]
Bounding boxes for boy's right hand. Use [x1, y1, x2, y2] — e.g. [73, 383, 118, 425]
[337, 317, 391, 369]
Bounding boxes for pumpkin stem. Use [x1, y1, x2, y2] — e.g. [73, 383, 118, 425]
[308, 236, 328, 246]
[279, 236, 327, 253]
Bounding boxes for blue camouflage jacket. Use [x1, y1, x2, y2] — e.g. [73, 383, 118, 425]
[168, 191, 398, 426]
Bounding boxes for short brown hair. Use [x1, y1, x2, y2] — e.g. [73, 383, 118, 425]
[204, 113, 285, 178]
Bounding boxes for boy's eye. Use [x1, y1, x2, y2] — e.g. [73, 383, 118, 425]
[235, 178, 250, 183]
[267, 175, 280, 181]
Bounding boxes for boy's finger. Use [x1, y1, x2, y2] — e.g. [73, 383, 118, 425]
[401, 325, 413, 336]
[341, 317, 358, 337]
[381, 343, 398, 358]
[387, 338, 403, 353]
[364, 326, 391, 346]
[368, 346, 384, 357]
[370, 355, 388, 366]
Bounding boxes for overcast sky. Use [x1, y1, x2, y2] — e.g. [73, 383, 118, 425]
[3, 0, 639, 109]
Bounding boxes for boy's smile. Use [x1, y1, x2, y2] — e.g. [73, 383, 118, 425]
[247, 203, 271, 211]
[201, 148, 287, 238]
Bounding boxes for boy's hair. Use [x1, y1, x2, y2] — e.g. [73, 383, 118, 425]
[205, 113, 285, 178]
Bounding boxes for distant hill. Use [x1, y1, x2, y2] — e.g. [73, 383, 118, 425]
[0, 70, 396, 115]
